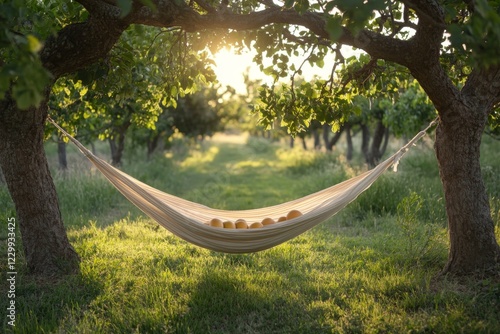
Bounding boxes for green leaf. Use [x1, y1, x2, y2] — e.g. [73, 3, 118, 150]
[80, 86, 88, 97]
[26, 34, 43, 53]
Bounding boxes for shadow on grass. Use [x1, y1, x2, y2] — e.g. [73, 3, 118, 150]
[0, 270, 103, 333]
[169, 256, 333, 333]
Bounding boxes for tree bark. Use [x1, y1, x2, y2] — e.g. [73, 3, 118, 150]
[435, 111, 500, 275]
[360, 123, 370, 165]
[322, 123, 330, 151]
[312, 128, 321, 150]
[380, 126, 389, 157]
[107, 111, 132, 167]
[0, 167, 5, 184]
[0, 8, 128, 277]
[345, 124, 353, 161]
[367, 120, 388, 167]
[0, 92, 80, 276]
[327, 126, 344, 151]
[109, 131, 127, 167]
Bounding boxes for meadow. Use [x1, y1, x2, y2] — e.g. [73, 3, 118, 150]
[1, 132, 499, 333]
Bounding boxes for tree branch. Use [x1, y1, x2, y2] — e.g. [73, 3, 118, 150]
[75, 0, 121, 17]
[400, 0, 446, 28]
[127, 2, 414, 67]
[192, 0, 217, 13]
[462, 66, 500, 111]
[41, 2, 129, 78]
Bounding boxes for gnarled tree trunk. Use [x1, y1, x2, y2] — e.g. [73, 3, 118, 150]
[435, 112, 500, 275]
[0, 9, 128, 277]
[0, 92, 80, 275]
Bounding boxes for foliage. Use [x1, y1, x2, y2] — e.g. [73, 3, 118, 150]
[0, 0, 51, 109]
[384, 82, 437, 138]
[397, 192, 440, 265]
[446, 0, 500, 68]
[47, 24, 219, 145]
[170, 86, 228, 139]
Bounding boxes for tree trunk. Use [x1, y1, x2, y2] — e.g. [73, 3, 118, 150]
[360, 124, 370, 165]
[367, 120, 388, 167]
[0, 94, 80, 276]
[312, 128, 321, 150]
[90, 141, 96, 155]
[0, 7, 128, 278]
[345, 124, 353, 161]
[58, 138, 68, 170]
[108, 119, 131, 167]
[109, 134, 126, 167]
[322, 123, 330, 151]
[301, 136, 307, 150]
[435, 114, 500, 275]
[380, 126, 389, 157]
[147, 134, 160, 160]
[327, 126, 344, 151]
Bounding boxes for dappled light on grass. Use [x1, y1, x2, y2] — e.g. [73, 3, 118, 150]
[179, 145, 220, 170]
[1, 135, 499, 332]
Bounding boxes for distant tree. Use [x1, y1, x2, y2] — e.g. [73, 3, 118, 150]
[385, 82, 436, 140]
[171, 87, 224, 141]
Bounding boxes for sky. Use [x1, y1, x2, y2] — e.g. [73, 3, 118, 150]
[211, 46, 359, 94]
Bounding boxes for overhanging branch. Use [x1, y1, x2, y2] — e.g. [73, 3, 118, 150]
[127, 1, 413, 66]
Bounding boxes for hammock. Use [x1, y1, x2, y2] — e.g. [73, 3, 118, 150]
[48, 118, 436, 253]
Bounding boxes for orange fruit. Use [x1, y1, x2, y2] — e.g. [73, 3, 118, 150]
[209, 218, 223, 228]
[223, 221, 235, 229]
[249, 222, 264, 228]
[261, 217, 275, 226]
[277, 216, 287, 222]
[235, 220, 248, 229]
[286, 210, 303, 220]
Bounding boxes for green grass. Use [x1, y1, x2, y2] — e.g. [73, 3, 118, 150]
[1, 133, 499, 333]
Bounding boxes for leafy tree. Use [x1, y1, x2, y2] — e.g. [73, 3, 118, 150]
[171, 86, 229, 141]
[130, 110, 176, 160]
[1, 0, 499, 277]
[385, 81, 436, 139]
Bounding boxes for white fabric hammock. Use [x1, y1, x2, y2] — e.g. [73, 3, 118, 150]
[49, 118, 436, 253]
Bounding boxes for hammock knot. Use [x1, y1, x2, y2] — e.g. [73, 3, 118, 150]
[392, 148, 408, 172]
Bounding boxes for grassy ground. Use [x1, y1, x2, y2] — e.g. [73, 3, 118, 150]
[1, 132, 499, 333]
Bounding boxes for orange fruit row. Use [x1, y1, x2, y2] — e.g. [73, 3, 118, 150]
[205, 210, 303, 229]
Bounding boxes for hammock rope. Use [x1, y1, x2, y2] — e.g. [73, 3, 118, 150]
[48, 117, 437, 253]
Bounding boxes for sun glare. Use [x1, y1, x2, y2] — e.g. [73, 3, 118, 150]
[212, 46, 360, 94]
[212, 48, 256, 93]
